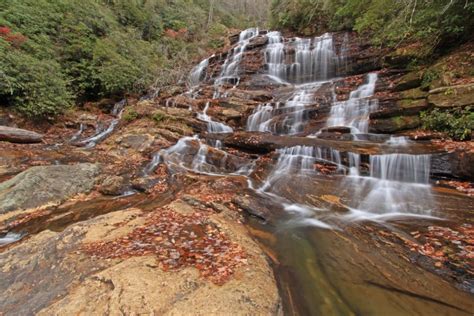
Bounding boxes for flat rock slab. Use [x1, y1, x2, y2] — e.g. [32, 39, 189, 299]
[0, 163, 100, 214]
[0, 126, 43, 143]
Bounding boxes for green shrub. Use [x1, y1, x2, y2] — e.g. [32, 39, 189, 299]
[271, 0, 474, 53]
[152, 111, 166, 123]
[0, 41, 72, 117]
[420, 106, 474, 140]
[123, 108, 139, 121]
[0, 0, 255, 118]
[421, 69, 441, 90]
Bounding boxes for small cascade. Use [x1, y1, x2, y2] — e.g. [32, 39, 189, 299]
[69, 123, 85, 142]
[189, 56, 212, 87]
[144, 136, 236, 176]
[265, 31, 286, 81]
[385, 136, 410, 146]
[246, 82, 323, 134]
[370, 154, 431, 184]
[326, 73, 378, 134]
[265, 33, 342, 84]
[345, 153, 434, 218]
[214, 28, 259, 95]
[259, 145, 360, 192]
[197, 102, 233, 133]
[77, 100, 126, 148]
[0, 232, 23, 246]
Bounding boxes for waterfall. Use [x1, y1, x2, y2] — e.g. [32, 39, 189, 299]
[76, 99, 125, 148]
[197, 102, 233, 133]
[345, 153, 434, 218]
[326, 73, 378, 134]
[369, 154, 431, 184]
[265, 31, 286, 81]
[189, 56, 211, 87]
[151, 28, 438, 225]
[246, 82, 323, 134]
[259, 145, 363, 192]
[265, 33, 341, 84]
[214, 28, 259, 94]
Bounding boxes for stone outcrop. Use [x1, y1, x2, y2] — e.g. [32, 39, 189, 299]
[0, 163, 100, 214]
[0, 204, 280, 315]
[0, 126, 43, 143]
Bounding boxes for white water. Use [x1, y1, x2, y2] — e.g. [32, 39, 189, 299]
[189, 56, 211, 87]
[77, 100, 125, 148]
[213, 28, 259, 97]
[0, 232, 23, 246]
[247, 82, 323, 134]
[150, 29, 437, 227]
[345, 154, 434, 218]
[265, 33, 341, 83]
[326, 73, 378, 134]
[385, 136, 410, 146]
[197, 102, 233, 133]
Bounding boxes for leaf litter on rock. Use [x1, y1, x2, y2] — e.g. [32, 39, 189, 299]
[81, 207, 247, 285]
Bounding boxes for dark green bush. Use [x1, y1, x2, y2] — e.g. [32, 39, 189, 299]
[420, 106, 474, 140]
[0, 0, 260, 118]
[271, 0, 474, 52]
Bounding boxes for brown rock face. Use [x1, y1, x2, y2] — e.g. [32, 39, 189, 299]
[0, 126, 43, 143]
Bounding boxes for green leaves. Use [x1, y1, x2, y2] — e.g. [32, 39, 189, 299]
[271, 0, 473, 53]
[421, 106, 474, 141]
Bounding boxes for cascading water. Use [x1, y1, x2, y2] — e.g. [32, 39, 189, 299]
[265, 31, 286, 82]
[264, 32, 342, 84]
[345, 154, 435, 219]
[247, 82, 323, 134]
[189, 56, 211, 87]
[214, 28, 259, 97]
[0, 232, 23, 246]
[76, 100, 126, 148]
[325, 72, 378, 134]
[198, 102, 233, 133]
[154, 28, 437, 223]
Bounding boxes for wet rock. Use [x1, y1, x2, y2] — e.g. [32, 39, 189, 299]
[98, 176, 125, 196]
[450, 150, 474, 180]
[0, 207, 280, 315]
[232, 195, 277, 221]
[115, 134, 154, 152]
[0, 163, 100, 214]
[0, 126, 43, 143]
[393, 71, 422, 91]
[370, 115, 421, 133]
[320, 126, 352, 134]
[427, 84, 474, 108]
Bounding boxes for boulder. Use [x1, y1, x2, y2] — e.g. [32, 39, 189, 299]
[393, 71, 422, 92]
[427, 84, 474, 108]
[451, 150, 474, 180]
[370, 116, 421, 133]
[98, 175, 125, 196]
[0, 163, 100, 214]
[0, 206, 280, 315]
[0, 126, 43, 143]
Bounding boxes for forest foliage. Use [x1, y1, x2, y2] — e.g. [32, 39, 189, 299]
[271, 0, 474, 52]
[0, 0, 269, 117]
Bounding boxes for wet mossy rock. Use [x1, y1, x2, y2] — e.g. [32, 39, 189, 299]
[393, 71, 423, 92]
[0, 163, 100, 214]
[370, 116, 421, 133]
[427, 84, 474, 108]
